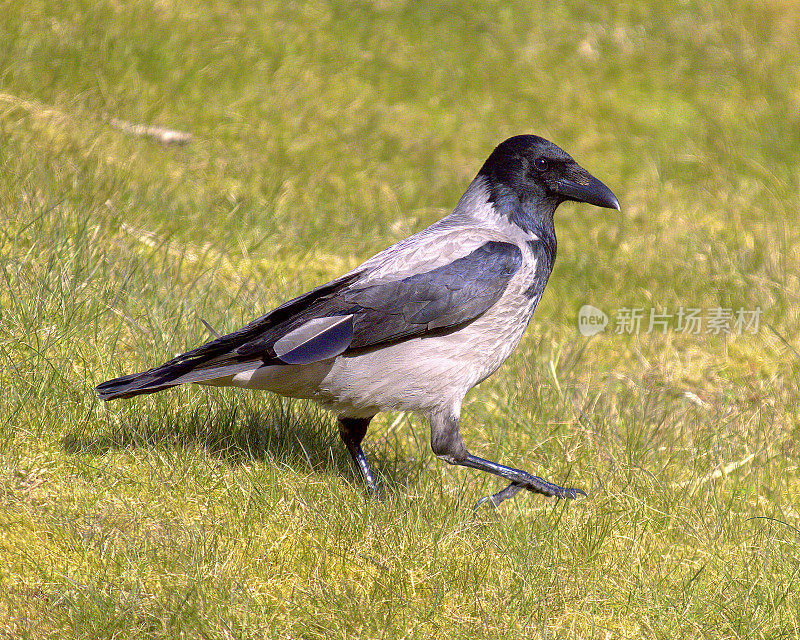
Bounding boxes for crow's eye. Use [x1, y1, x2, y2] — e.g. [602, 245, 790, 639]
[533, 157, 549, 171]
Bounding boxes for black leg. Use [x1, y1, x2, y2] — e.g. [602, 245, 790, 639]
[462, 455, 585, 501]
[338, 416, 379, 497]
[429, 409, 585, 509]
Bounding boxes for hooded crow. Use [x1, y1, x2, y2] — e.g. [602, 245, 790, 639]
[97, 135, 620, 507]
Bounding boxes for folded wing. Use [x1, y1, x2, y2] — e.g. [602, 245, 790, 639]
[96, 241, 522, 400]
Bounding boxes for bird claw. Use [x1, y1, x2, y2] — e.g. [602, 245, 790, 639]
[367, 482, 385, 503]
[473, 482, 524, 510]
[521, 473, 586, 500]
[473, 494, 498, 511]
[528, 484, 586, 499]
[473, 478, 586, 510]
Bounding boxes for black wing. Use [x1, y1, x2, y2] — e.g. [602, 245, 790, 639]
[345, 240, 522, 348]
[237, 240, 523, 360]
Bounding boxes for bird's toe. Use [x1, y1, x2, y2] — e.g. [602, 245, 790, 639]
[522, 473, 585, 499]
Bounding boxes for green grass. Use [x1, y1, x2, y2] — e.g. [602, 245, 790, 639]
[2, 0, 800, 637]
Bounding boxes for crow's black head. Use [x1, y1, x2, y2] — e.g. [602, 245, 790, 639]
[479, 135, 620, 215]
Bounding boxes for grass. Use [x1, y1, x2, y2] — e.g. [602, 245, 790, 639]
[1, 0, 799, 637]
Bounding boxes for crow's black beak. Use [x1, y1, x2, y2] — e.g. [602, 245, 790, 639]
[557, 166, 620, 211]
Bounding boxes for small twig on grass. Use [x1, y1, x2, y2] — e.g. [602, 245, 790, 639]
[108, 117, 193, 145]
[0, 93, 193, 146]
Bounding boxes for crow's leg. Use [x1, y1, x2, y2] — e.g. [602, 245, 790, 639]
[429, 407, 585, 509]
[338, 415, 379, 497]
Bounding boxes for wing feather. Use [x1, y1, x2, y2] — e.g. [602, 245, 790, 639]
[96, 240, 522, 399]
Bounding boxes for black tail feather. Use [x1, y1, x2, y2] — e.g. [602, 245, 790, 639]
[96, 367, 183, 401]
[96, 332, 254, 400]
[96, 270, 364, 401]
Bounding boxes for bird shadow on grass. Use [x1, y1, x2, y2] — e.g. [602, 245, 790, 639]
[62, 394, 423, 494]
